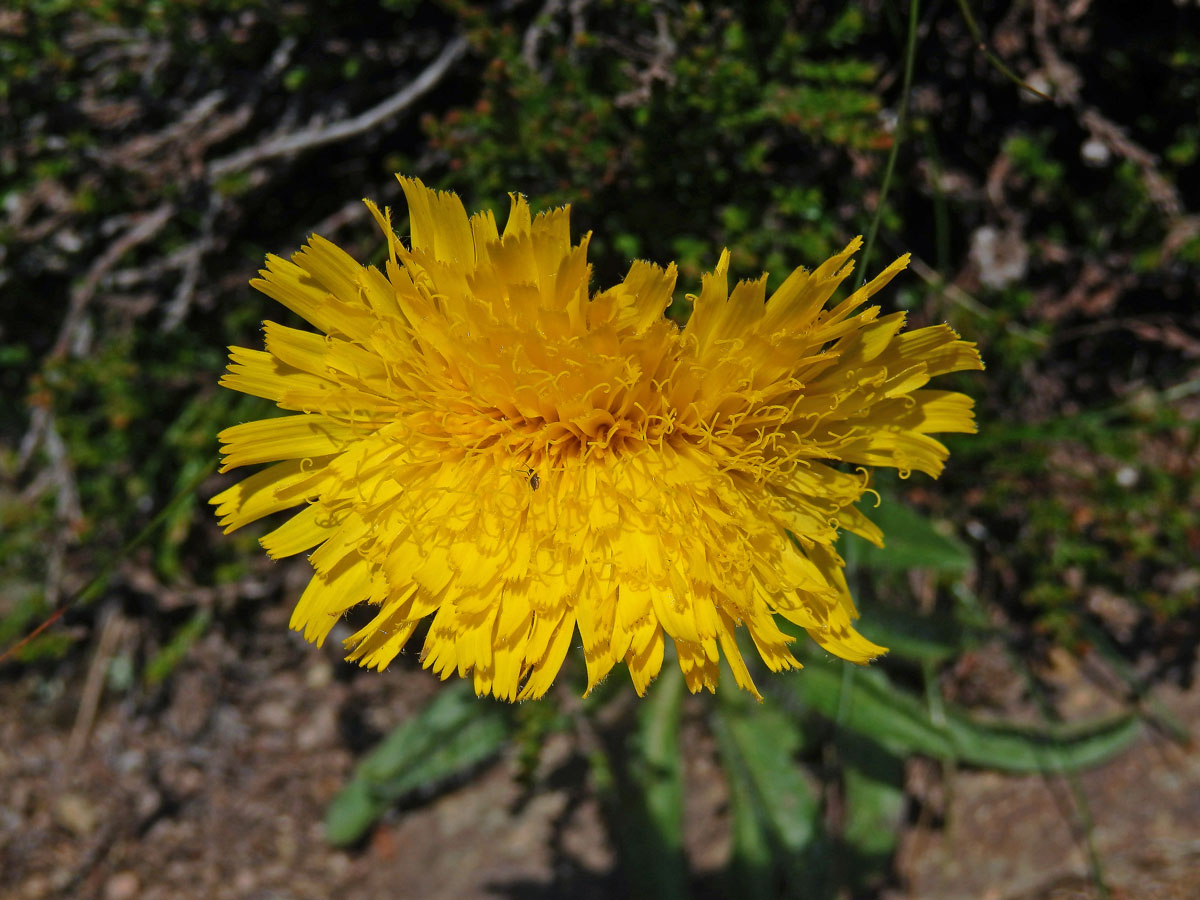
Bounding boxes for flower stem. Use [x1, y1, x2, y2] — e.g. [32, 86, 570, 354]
[859, 0, 920, 289]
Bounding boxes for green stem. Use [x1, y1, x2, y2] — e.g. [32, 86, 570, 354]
[1005, 645, 1111, 900]
[858, 0, 920, 288]
[953, 0, 1054, 102]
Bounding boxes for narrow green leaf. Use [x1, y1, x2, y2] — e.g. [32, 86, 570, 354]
[843, 498, 972, 575]
[795, 658, 1141, 773]
[325, 682, 510, 846]
[155, 455, 206, 579]
[143, 610, 211, 686]
[714, 692, 827, 898]
[857, 604, 981, 666]
[613, 664, 688, 900]
[719, 723, 776, 900]
[799, 663, 950, 757]
[842, 762, 905, 855]
[324, 780, 376, 847]
[1079, 620, 1191, 743]
[635, 664, 686, 850]
[358, 681, 495, 782]
[718, 702, 819, 853]
[838, 741, 907, 892]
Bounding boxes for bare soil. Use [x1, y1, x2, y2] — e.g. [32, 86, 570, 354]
[4, 596, 1199, 900]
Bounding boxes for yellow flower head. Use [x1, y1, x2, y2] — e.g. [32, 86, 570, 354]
[212, 176, 983, 701]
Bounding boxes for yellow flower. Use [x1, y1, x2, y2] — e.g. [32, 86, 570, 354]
[212, 175, 983, 701]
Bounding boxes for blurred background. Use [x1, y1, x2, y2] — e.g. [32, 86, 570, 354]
[2, 1, 1199, 898]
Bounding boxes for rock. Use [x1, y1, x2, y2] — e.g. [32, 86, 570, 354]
[52, 791, 98, 837]
[104, 871, 140, 900]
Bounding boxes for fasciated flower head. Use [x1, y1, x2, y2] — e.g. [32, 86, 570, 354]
[212, 175, 983, 701]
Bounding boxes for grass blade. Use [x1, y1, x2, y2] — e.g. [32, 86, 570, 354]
[839, 742, 907, 894]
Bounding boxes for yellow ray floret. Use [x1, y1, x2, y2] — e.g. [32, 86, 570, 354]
[213, 175, 984, 701]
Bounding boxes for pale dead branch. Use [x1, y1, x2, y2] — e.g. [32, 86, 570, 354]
[66, 603, 125, 764]
[18, 409, 85, 607]
[1078, 108, 1183, 220]
[1031, 0, 1188, 223]
[207, 35, 469, 179]
[50, 204, 174, 360]
[308, 197, 372, 239]
[160, 193, 224, 332]
[522, 0, 565, 71]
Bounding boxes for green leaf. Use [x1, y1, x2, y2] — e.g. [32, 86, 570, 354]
[325, 682, 510, 847]
[143, 610, 210, 686]
[635, 664, 686, 850]
[843, 498, 972, 575]
[324, 780, 375, 847]
[842, 760, 905, 855]
[1078, 620, 1191, 743]
[858, 605, 982, 666]
[154, 456, 205, 580]
[718, 701, 819, 851]
[838, 741, 907, 891]
[720, 728, 775, 900]
[714, 691, 826, 899]
[607, 664, 688, 900]
[794, 657, 1141, 774]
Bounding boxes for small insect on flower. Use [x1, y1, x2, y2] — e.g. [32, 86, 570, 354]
[212, 175, 984, 702]
[514, 462, 540, 492]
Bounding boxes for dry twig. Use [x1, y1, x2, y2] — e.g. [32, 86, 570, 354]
[522, 0, 565, 70]
[159, 193, 224, 332]
[17, 408, 85, 607]
[1031, 0, 1191, 226]
[65, 603, 125, 764]
[50, 204, 173, 360]
[207, 36, 469, 179]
